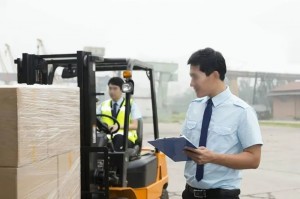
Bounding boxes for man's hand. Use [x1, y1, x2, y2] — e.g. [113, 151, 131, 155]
[109, 124, 119, 133]
[184, 144, 262, 169]
[184, 146, 216, 165]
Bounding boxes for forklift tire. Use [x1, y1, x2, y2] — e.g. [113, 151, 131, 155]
[160, 189, 169, 199]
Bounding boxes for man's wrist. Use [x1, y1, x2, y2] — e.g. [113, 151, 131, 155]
[211, 153, 223, 165]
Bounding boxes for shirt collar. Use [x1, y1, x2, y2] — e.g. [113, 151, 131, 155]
[211, 86, 231, 107]
[112, 97, 124, 106]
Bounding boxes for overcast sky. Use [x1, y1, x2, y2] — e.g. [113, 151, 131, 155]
[1, 0, 300, 91]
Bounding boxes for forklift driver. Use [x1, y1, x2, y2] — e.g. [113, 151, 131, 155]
[97, 77, 142, 151]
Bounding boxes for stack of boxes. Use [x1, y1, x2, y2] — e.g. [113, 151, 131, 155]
[0, 85, 81, 199]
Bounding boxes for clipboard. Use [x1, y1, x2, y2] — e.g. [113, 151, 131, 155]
[148, 135, 197, 162]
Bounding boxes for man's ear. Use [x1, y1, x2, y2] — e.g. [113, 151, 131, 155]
[212, 71, 220, 80]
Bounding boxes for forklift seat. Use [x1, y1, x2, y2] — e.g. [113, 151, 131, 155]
[128, 118, 143, 161]
[135, 118, 143, 150]
[127, 118, 158, 188]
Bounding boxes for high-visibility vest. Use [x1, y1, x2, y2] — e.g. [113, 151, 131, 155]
[100, 98, 137, 143]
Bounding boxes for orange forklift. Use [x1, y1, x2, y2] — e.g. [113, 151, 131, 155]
[15, 51, 169, 199]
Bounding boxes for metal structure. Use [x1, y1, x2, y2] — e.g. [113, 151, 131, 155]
[37, 39, 47, 55]
[145, 62, 178, 120]
[4, 44, 16, 73]
[0, 44, 17, 84]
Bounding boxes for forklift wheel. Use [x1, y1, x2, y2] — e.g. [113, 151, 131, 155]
[160, 189, 169, 199]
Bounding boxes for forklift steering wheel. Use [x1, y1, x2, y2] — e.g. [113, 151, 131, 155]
[96, 114, 120, 135]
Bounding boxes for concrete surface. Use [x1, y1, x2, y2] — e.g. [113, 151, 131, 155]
[143, 123, 300, 199]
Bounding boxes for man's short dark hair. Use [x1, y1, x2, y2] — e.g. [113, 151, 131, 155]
[187, 47, 227, 81]
[108, 77, 124, 89]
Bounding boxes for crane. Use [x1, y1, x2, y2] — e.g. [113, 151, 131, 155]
[0, 52, 8, 73]
[4, 44, 16, 73]
[0, 48, 15, 84]
[37, 39, 47, 55]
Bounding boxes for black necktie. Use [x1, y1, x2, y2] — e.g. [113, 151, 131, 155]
[112, 102, 118, 118]
[196, 98, 213, 181]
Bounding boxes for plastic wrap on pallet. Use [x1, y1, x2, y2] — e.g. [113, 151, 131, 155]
[58, 149, 81, 199]
[0, 85, 80, 167]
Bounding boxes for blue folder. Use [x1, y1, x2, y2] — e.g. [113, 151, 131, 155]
[148, 136, 197, 162]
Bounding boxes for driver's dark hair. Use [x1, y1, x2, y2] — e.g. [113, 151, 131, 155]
[108, 77, 124, 89]
[187, 47, 227, 81]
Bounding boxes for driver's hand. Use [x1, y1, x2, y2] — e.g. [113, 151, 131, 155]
[109, 124, 118, 133]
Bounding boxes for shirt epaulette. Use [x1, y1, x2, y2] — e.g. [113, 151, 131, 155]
[233, 99, 249, 109]
[192, 97, 207, 103]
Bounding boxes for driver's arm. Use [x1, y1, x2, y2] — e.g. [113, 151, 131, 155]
[128, 119, 138, 130]
[129, 101, 141, 130]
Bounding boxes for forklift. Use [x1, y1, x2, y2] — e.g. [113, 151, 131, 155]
[15, 51, 169, 199]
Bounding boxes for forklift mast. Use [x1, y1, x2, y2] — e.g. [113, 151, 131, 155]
[14, 51, 160, 199]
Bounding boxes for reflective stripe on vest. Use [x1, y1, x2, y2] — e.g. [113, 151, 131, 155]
[100, 99, 137, 143]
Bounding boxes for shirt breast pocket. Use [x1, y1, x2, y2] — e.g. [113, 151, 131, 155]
[187, 120, 197, 129]
[211, 126, 232, 135]
[209, 126, 238, 152]
[185, 120, 198, 135]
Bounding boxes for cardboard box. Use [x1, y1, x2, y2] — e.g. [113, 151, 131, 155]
[58, 150, 81, 199]
[0, 156, 58, 199]
[0, 150, 81, 199]
[0, 85, 80, 167]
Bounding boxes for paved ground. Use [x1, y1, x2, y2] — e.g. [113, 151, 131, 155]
[143, 122, 300, 199]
